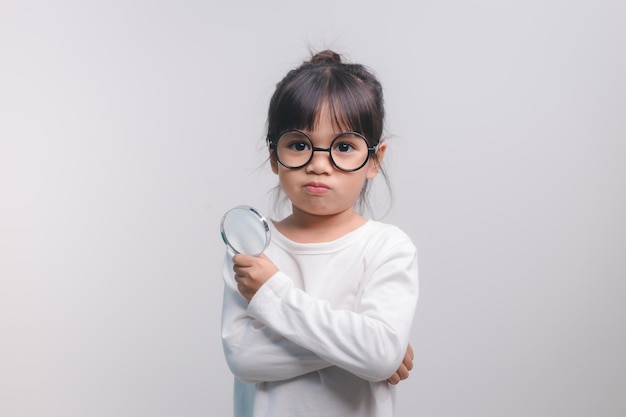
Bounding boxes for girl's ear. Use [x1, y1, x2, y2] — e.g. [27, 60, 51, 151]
[366, 141, 387, 180]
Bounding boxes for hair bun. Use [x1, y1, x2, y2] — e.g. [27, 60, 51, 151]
[309, 50, 342, 65]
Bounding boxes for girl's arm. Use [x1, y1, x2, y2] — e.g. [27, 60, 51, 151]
[221, 255, 333, 383]
[236, 232, 419, 382]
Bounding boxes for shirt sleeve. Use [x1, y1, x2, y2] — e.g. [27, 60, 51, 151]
[247, 231, 419, 382]
[221, 254, 332, 383]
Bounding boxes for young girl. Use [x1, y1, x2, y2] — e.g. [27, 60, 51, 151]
[221, 50, 419, 417]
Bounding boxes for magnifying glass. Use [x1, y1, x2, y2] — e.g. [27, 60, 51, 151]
[220, 205, 271, 256]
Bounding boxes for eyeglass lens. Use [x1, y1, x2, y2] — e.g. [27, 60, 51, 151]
[275, 131, 371, 171]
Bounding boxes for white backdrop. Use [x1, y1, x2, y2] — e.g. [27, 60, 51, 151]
[1, 1, 625, 416]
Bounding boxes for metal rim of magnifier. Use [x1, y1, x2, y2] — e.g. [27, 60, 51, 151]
[220, 205, 271, 255]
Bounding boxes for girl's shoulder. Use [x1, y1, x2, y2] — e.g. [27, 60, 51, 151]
[360, 220, 416, 252]
[362, 219, 409, 238]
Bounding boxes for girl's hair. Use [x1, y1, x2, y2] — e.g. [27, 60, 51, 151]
[266, 50, 392, 216]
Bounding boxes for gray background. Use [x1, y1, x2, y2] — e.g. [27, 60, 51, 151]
[1, 1, 624, 416]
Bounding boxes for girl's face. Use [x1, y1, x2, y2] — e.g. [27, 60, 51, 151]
[271, 106, 386, 219]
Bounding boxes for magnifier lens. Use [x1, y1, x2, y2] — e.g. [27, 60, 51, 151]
[220, 206, 270, 256]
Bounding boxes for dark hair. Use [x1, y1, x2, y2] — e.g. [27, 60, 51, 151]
[266, 50, 391, 216]
[266, 50, 384, 148]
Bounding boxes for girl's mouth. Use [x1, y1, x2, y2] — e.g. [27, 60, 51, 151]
[305, 182, 330, 194]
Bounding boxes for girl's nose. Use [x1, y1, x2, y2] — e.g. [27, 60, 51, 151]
[305, 150, 334, 174]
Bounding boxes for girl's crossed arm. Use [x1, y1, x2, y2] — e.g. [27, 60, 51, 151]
[230, 233, 418, 382]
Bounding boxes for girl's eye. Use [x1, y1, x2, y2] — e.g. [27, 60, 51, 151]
[288, 141, 310, 152]
[335, 142, 356, 153]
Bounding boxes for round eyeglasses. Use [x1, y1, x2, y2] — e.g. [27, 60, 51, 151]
[269, 130, 378, 172]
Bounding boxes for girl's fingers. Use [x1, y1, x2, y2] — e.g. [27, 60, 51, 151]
[396, 364, 409, 380]
[232, 253, 250, 267]
[387, 373, 400, 385]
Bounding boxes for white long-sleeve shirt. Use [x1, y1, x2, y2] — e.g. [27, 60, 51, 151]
[221, 220, 419, 417]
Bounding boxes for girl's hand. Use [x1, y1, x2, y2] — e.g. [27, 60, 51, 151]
[232, 253, 279, 302]
[387, 344, 414, 385]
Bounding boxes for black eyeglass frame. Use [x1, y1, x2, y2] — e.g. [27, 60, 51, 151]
[268, 129, 379, 172]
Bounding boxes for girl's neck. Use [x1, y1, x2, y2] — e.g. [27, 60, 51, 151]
[275, 206, 367, 243]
